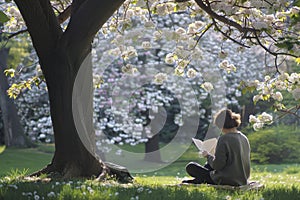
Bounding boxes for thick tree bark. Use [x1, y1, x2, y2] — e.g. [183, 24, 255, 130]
[143, 107, 165, 163]
[40, 48, 103, 178]
[0, 48, 33, 148]
[14, 0, 130, 180]
[144, 134, 162, 162]
[241, 103, 255, 128]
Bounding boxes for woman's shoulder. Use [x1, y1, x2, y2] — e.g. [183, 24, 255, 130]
[220, 132, 246, 140]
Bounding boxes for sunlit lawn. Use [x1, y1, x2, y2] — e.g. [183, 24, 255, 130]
[0, 143, 299, 199]
[0, 144, 54, 177]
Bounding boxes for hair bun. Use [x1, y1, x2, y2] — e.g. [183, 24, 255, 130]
[214, 109, 241, 129]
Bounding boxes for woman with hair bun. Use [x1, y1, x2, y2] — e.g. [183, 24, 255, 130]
[182, 109, 251, 186]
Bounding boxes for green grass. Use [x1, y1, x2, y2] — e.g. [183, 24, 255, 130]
[0, 145, 53, 177]
[0, 144, 299, 200]
[0, 146, 5, 154]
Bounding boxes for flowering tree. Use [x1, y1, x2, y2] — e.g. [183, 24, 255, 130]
[1, 0, 300, 178]
[1, 0, 127, 179]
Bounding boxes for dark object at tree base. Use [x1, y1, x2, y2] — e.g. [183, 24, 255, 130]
[104, 162, 134, 183]
[29, 160, 133, 183]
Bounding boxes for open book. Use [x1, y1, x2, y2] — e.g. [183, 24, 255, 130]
[192, 138, 218, 156]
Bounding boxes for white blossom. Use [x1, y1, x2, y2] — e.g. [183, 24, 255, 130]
[187, 23, 198, 35]
[290, 6, 300, 15]
[186, 68, 197, 78]
[272, 91, 283, 101]
[249, 115, 258, 123]
[165, 53, 175, 65]
[121, 64, 138, 75]
[253, 122, 264, 131]
[154, 73, 167, 84]
[175, 27, 186, 35]
[274, 80, 286, 90]
[142, 41, 152, 49]
[156, 4, 168, 15]
[201, 82, 214, 92]
[153, 31, 162, 40]
[259, 112, 273, 124]
[288, 73, 300, 84]
[121, 46, 138, 60]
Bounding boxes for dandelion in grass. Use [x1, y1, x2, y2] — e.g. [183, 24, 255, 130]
[47, 192, 56, 198]
[34, 194, 40, 200]
[137, 187, 144, 193]
[225, 195, 232, 200]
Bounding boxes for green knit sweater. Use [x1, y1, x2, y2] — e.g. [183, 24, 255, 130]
[207, 132, 250, 186]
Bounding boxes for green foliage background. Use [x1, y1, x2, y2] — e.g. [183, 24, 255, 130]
[248, 125, 300, 164]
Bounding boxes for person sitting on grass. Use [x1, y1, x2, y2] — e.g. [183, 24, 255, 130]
[182, 108, 251, 186]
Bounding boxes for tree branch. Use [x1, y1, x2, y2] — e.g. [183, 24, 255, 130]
[7, 29, 28, 39]
[276, 105, 300, 119]
[7, 5, 71, 40]
[39, 0, 62, 33]
[14, 0, 62, 59]
[211, 18, 251, 48]
[190, 23, 213, 50]
[62, 0, 125, 67]
[194, 0, 299, 60]
[58, 5, 72, 24]
[194, 0, 256, 35]
[254, 31, 298, 58]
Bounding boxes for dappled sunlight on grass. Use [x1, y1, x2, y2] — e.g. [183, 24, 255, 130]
[0, 147, 53, 177]
[0, 146, 300, 199]
[0, 169, 299, 200]
[0, 145, 6, 154]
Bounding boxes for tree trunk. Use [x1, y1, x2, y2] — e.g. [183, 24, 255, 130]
[143, 107, 165, 163]
[0, 48, 33, 148]
[13, 0, 131, 181]
[31, 47, 102, 178]
[33, 48, 132, 181]
[241, 103, 254, 127]
[144, 134, 162, 163]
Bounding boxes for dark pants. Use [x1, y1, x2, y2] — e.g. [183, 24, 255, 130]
[185, 162, 215, 184]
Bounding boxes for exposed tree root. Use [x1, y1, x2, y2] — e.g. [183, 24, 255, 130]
[29, 163, 57, 177]
[29, 161, 133, 183]
[102, 162, 134, 183]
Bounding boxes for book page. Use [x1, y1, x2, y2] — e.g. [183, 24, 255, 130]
[192, 138, 218, 155]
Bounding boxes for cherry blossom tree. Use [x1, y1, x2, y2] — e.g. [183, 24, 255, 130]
[0, 0, 299, 179]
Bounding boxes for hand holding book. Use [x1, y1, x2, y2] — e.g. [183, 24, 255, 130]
[199, 150, 210, 158]
[192, 138, 218, 156]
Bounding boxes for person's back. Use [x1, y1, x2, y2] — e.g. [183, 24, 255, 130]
[182, 109, 251, 186]
[208, 131, 250, 186]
